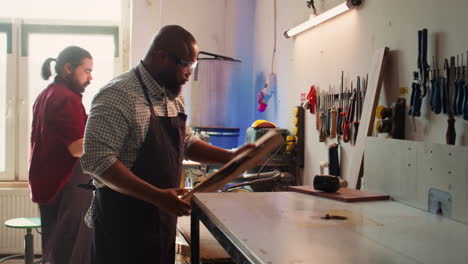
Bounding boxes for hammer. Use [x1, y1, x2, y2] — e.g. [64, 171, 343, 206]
[313, 175, 348, 193]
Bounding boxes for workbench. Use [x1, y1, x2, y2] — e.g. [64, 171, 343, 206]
[191, 192, 468, 264]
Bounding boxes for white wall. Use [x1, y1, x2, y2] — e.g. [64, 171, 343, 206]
[129, 0, 467, 186]
[253, 0, 468, 185]
[130, 0, 255, 144]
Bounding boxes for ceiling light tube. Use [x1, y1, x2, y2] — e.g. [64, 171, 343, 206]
[284, 0, 362, 38]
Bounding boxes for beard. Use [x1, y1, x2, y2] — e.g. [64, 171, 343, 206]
[65, 74, 90, 94]
[157, 70, 182, 97]
[166, 83, 182, 96]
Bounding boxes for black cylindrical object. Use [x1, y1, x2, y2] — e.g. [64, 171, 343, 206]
[313, 175, 340, 193]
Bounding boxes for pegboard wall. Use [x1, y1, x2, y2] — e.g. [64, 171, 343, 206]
[364, 137, 468, 224]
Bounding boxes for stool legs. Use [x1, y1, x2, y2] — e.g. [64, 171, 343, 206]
[25, 228, 33, 264]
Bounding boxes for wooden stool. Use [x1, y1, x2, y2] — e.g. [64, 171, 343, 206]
[0, 217, 41, 264]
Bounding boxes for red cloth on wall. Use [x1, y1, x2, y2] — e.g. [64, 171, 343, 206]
[29, 79, 87, 204]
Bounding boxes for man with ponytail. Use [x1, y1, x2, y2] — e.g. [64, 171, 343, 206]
[29, 46, 94, 264]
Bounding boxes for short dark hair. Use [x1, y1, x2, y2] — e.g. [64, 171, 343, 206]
[41, 46, 92, 80]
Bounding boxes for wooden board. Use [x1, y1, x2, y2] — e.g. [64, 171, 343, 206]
[183, 130, 284, 201]
[177, 216, 232, 262]
[348, 47, 389, 189]
[288, 185, 390, 202]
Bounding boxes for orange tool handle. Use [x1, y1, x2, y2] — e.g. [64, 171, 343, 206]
[342, 121, 350, 143]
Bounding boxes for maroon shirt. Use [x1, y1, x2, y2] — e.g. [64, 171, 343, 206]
[29, 78, 87, 204]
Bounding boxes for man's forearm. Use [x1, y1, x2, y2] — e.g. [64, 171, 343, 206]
[186, 140, 233, 164]
[94, 160, 163, 207]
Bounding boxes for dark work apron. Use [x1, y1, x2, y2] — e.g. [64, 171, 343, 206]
[91, 67, 185, 264]
[39, 161, 93, 264]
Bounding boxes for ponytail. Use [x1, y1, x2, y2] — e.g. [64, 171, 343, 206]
[41, 58, 56, 80]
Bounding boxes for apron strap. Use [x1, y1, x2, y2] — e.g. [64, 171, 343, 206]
[134, 66, 157, 117]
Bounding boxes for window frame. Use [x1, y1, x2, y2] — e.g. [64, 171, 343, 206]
[0, 22, 14, 181]
[1, 20, 121, 181]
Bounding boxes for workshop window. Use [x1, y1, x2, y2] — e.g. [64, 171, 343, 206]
[0, 0, 124, 181]
[0, 30, 7, 179]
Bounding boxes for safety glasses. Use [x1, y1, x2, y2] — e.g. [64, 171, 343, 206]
[166, 51, 198, 72]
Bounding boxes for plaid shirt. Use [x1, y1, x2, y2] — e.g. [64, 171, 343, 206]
[81, 62, 199, 188]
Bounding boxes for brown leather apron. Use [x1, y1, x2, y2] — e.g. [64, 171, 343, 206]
[91, 67, 185, 264]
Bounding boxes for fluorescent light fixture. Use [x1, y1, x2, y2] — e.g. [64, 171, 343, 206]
[284, 0, 362, 38]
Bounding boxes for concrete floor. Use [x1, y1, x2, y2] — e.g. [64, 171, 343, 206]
[1, 231, 191, 264]
[0, 255, 190, 264]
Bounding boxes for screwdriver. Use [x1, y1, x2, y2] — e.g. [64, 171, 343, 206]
[353, 76, 363, 145]
[336, 71, 344, 136]
[343, 81, 355, 143]
[464, 51, 468, 120]
[330, 95, 337, 138]
[446, 57, 456, 145]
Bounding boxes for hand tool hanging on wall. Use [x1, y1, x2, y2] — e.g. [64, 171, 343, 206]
[409, 29, 429, 117]
[454, 54, 465, 115]
[353, 76, 363, 145]
[419, 29, 430, 98]
[441, 71, 448, 114]
[375, 98, 406, 139]
[446, 57, 456, 145]
[343, 82, 356, 143]
[306, 85, 317, 114]
[315, 88, 321, 131]
[430, 56, 442, 114]
[325, 88, 331, 137]
[453, 55, 461, 115]
[464, 51, 468, 120]
[409, 72, 422, 117]
[341, 81, 354, 143]
[319, 89, 327, 142]
[336, 71, 344, 136]
[330, 100, 337, 138]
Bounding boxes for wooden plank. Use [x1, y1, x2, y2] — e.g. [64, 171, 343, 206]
[288, 185, 390, 202]
[182, 130, 284, 201]
[348, 47, 389, 189]
[177, 216, 232, 262]
[0, 182, 28, 188]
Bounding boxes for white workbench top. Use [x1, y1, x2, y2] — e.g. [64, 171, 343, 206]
[194, 192, 468, 264]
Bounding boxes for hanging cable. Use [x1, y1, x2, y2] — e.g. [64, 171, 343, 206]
[271, 0, 277, 74]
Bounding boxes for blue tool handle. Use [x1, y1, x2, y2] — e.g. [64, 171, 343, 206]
[441, 77, 448, 114]
[409, 84, 416, 116]
[413, 86, 422, 117]
[463, 83, 468, 120]
[456, 80, 465, 115]
[432, 78, 442, 114]
[453, 80, 460, 115]
[430, 79, 436, 111]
